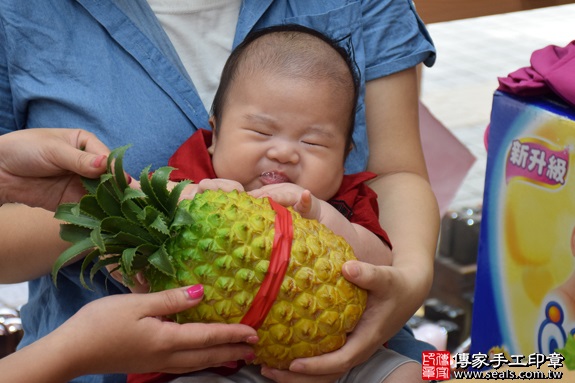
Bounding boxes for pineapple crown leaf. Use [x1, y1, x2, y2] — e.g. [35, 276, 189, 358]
[96, 177, 124, 216]
[59, 224, 92, 244]
[54, 203, 99, 229]
[147, 210, 170, 236]
[110, 145, 131, 191]
[121, 247, 138, 276]
[139, 166, 165, 215]
[90, 256, 124, 285]
[122, 187, 147, 203]
[79, 249, 103, 290]
[51, 236, 98, 286]
[52, 145, 189, 287]
[148, 244, 176, 277]
[90, 225, 105, 253]
[557, 335, 575, 370]
[81, 176, 100, 195]
[79, 195, 108, 221]
[121, 198, 145, 224]
[172, 199, 195, 228]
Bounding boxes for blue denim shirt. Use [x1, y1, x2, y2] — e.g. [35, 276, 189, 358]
[0, 1, 435, 382]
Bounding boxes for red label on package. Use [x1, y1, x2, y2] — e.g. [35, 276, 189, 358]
[506, 138, 569, 187]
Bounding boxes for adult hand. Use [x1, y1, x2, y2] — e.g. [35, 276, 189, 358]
[261, 260, 427, 383]
[4, 285, 259, 382]
[0, 128, 110, 210]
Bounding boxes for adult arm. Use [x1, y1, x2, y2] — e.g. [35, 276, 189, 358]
[339, 66, 440, 363]
[362, 66, 439, 336]
[0, 285, 258, 383]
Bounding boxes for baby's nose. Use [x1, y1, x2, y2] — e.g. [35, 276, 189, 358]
[267, 143, 299, 164]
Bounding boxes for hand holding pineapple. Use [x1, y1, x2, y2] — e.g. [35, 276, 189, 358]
[0, 284, 261, 382]
[53, 146, 368, 369]
[0, 128, 109, 210]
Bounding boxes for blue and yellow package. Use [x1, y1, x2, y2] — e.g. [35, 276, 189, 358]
[471, 91, 575, 363]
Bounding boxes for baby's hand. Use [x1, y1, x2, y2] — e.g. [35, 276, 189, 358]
[178, 178, 244, 200]
[249, 183, 321, 221]
[197, 178, 244, 193]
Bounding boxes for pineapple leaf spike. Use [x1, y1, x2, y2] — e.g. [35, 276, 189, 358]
[52, 145, 190, 287]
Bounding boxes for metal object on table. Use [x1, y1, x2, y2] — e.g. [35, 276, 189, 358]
[0, 306, 23, 359]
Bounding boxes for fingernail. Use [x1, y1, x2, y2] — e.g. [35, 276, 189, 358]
[135, 272, 146, 286]
[222, 361, 238, 369]
[245, 335, 259, 344]
[244, 352, 256, 362]
[289, 361, 304, 372]
[261, 367, 273, 378]
[125, 173, 132, 184]
[186, 284, 204, 299]
[344, 262, 360, 278]
[91, 154, 106, 168]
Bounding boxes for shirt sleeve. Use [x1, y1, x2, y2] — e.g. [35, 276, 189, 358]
[361, 0, 436, 80]
[329, 172, 392, 249]
[0, 14, 17, 134]
[348, 181, 393, 249]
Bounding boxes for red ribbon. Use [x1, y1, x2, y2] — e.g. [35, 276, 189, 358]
[240, 198, 293, 329]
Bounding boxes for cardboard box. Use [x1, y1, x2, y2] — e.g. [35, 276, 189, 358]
[471, 91, 575, 362]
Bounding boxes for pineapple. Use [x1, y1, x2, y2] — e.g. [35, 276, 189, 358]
[52, 146, 367, 369]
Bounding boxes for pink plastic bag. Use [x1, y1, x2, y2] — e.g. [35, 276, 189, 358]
[419, 102, 476, 215]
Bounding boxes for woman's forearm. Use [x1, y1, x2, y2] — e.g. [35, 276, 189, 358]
[369, 172, 439, 277]
[0, 330, 78, 383]
[0, 204, 69, 282]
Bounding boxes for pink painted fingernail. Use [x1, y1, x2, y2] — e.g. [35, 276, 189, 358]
[245, 335, 259, 344]
[91, 154, 106, 168]
[244, 352, 256, 362]
[186, 284, 204, 299]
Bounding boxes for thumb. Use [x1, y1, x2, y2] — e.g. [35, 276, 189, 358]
[342, 260, 391, 292]
[54, 145, 108, 178]
[139, 285, 204, 318]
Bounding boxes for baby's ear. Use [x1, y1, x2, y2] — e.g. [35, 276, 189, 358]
[344, 141, 354, 159]
[208, 116, 217, 155]
[208, 115, 216, 131]
[207, 142, 216, 155]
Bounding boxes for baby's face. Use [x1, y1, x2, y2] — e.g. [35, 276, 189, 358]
[210, 72, 352, 201]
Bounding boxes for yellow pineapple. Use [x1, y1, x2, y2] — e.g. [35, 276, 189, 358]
[52, 146, 367, 369]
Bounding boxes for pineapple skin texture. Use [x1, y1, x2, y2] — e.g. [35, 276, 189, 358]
[145, 190, 367, 369]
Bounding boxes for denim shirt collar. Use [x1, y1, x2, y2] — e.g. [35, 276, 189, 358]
[75, 0, 209, 127]
[234, 0, 274, 47]
[74, 0, 276, 128]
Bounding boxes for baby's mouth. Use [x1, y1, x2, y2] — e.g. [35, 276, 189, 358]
[260, 171, 290, 185]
